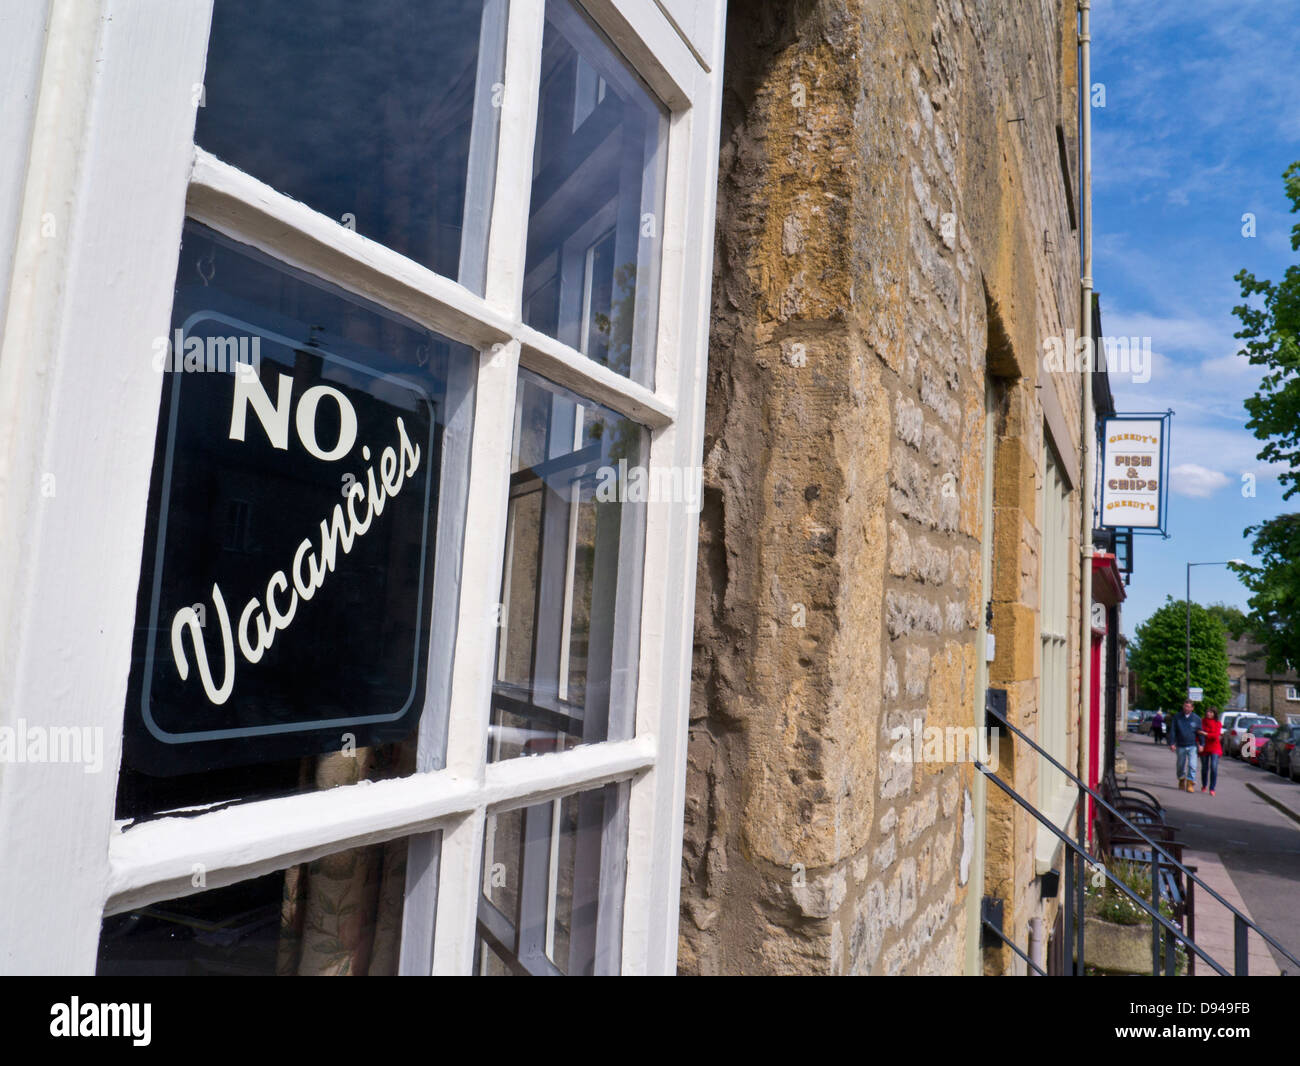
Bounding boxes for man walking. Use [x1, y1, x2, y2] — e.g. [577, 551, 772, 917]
[1168, 700, 1202, 792]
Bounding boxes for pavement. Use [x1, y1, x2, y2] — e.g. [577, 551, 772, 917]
[1116, 732, 1300, 975]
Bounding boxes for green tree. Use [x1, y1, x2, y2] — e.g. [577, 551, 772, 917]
[1204, 602, 1250, 640]
[1230, 517, 1300, 674]
[1233, 161, 1300, 674]
[1235, 162, 1300, 497]
[1127, 597, 1230, 712]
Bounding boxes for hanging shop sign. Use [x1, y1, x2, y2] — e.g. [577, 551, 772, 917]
[1099, 414, 1170, 534]
[124, 312, 438, 775]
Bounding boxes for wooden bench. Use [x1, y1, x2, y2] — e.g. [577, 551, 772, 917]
[1094, 803, 1198, 973]
[1101, 767, 1165, 821]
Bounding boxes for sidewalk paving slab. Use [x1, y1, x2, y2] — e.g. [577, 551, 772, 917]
[1181, 849, 1280, 976]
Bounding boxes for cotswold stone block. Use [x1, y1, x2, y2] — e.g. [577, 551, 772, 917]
[904, 645, 930, 698]
[791, 865, 848, 919]
[885, 590, 943, 638]
[889, 520, 912, 577]
[895, 395, 924, 448]
[902, 787, 939, 844]
[941, 773, 960, 817]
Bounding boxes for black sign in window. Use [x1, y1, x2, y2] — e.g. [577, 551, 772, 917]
[122, 223, 473, 784]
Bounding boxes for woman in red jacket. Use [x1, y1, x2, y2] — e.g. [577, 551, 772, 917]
[1198, 707, 1224, 795]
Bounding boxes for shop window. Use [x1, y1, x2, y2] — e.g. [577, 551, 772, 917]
[116, 222, 475, 821]
[523, 0, 668, 386]
[98, 832, 439, 976]
[1038, 445, 1072, 825]
[195, 0, 506, 293]
[475, 783, 625, 975]
[490, 371, 645, 762]
[0, 0, 724, 976]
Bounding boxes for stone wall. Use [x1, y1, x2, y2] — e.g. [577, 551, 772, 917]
[680, 0, 1085, 975]
[1246, 680, 1300, 721]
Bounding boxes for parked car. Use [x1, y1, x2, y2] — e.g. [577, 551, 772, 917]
[1224, 714, 1274, 758]
[1126, 709, 1145, 733]
[1289, 743, 1300, 782]
[1244, 722, 1279, 766]
[1260, 724, 1300, 776]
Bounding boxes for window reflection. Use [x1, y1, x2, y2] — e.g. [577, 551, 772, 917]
[490, 372, 645, 763]
[523, 0, 668, 386]
[476, 783, 626, 975]
[197, 0, 507, 293]
[97, 833, 438, 976]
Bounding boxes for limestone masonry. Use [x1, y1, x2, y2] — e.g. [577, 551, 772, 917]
[681, 0, 1086, 975]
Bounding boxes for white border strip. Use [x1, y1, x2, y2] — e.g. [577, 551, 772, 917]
[104, 735, 656, 916]
[188, 149, 515, 348]
[519, 325, 675, 428]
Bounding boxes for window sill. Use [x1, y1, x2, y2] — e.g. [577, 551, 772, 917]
[1034, 781, 1079, 876]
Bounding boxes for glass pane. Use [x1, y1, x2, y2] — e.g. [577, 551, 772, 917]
[97, 832, 438, 976]
[523, 0, 668, 386]
[196, 0, 508, 294]
[490, 371, 646, 763]
[475, 783, 626, 975]
[117, 221, 475, 822]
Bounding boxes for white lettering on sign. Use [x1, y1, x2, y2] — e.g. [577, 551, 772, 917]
[295, 384, 357, 461]
[171, 372, 422, 704]
[228, 361, 293, 450]
[228, 360, 357, 460]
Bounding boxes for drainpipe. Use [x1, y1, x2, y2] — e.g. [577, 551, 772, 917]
[1029, 916, 1045, 975]
[1078, 0, 1095, 844]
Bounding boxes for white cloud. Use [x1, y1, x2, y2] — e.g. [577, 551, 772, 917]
[1171, 463, 1231, 497]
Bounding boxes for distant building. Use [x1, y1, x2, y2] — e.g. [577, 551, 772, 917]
[1227, 637, 1300, 722]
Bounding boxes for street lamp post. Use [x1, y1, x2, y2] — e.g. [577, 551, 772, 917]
[1185, 559, 1245, 698]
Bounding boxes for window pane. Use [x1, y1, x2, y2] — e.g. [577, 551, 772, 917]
[196, 0, 507, 293]
[523, 0, 668, 386]
[490, 371, 646, 763]
[97, 832, 438, 975]
[117, 222, 475, 822]
[475, 783, 627, 975]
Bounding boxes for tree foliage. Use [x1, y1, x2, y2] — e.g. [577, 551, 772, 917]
[1232, 161, 1300, 676]
[1205, 602, 1250, 640]
[1235, 161, 1300, 498]
[1231, 517, 1300, 674]
[1127, 597, 1230, 712]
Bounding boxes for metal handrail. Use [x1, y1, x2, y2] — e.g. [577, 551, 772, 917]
[976, 761, 1228, 975]
[986, 700, 1300, 973]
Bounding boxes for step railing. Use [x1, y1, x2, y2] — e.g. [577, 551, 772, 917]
[978, 691, 1298, 976]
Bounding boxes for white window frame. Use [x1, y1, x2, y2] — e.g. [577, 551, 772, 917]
[1035, 442, 1074, 871]
[0, 0, 726, 975]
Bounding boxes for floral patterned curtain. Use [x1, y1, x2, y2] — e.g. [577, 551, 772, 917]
[276, 742, 414, 976]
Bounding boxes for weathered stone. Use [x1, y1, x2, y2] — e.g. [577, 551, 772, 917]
[791, 865, 849, 919]
[681, 0, 1087, 977]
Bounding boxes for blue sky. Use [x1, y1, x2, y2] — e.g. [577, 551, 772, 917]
[1089, 0, 1300, 638]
